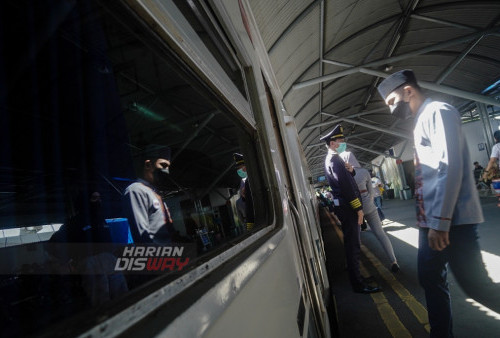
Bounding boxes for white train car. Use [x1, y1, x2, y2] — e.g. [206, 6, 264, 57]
[0, 1, 336, 337]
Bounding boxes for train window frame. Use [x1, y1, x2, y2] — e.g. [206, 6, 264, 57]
[124, 0, 255, 129]
[82, 2, 284, 336]
[0, 1, 287, 336]
[172, 0, 250, 101]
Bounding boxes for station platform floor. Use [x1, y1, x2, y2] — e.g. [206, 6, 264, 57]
[320, 194, 500, 338]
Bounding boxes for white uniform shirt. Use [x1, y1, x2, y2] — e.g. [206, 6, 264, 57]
[413, 99, 484, 231]
[491, 142, 500, 168]
[371, 177, 382, 197]
[124, 179, 172, 243]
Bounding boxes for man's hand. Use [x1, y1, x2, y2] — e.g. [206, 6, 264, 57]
[357, 210, 364, 226]
[345, 162, 353, 173]
[428, 229, 450, 251]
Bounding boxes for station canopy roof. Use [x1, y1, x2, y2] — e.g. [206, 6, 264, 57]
[247, 0, 500, 177]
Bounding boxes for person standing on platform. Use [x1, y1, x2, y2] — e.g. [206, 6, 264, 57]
[483, 130, 500, 207]
[321, 125, 381, 294]
[124, 145, 175, 244]
[234, 153, 255, 231]
[482, 130, 500, 181]
[473, 161, 484, 185]
[378, 69, 500, 337]
[370, 172, 385, 220]
[341, 151, 400, 273]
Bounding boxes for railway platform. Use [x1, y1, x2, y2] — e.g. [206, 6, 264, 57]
[320, 195, 500, 337]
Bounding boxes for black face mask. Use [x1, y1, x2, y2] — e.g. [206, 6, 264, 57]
[390, 101, 412, 120]
[153, 168, 170, 190]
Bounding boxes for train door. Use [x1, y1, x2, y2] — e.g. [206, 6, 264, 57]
[282, 114, 332, 328]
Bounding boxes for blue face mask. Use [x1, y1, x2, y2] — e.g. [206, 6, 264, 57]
[337, 142, 347, 154]
[237, 168, 247, 178]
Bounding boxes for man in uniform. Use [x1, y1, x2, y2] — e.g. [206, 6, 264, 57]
[378, 69, 499, 337]
[233, 153, 254, 231]
[124, 145, 174, 244]
[321, 125, 381, 294]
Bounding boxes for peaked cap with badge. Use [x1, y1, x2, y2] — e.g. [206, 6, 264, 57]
[233, 153, 245, 167]
[320, 124, 344, 144]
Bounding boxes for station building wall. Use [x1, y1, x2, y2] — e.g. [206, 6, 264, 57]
[370, 117, 500, 199]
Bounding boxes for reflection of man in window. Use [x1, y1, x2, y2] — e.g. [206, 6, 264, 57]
[233, 153, 254, 231]
[124, 145, 174, 243]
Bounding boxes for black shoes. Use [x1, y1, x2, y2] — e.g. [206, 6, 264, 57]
[391, 263, 400, 273]
[353, 284, 382, 294]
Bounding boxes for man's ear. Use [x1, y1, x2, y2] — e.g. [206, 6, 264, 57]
[144, 159, 153, 169]
[403, 85, 413, 100]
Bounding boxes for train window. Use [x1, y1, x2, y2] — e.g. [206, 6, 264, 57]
[173, 0, 249, 100]
[0, 1, 266, 335]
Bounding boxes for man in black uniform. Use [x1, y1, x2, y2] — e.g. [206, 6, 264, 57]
[233, 153, 255, 231]
[321, 125, 381, 294]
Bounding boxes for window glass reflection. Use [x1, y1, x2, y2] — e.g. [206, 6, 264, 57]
[0, 0, 257, 335]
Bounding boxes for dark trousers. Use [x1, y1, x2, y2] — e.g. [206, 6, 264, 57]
[418, 225, 500, 338]
[335, 206, 362, 288]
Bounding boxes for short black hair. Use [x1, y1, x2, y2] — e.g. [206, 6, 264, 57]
[494, 130, 500, 143]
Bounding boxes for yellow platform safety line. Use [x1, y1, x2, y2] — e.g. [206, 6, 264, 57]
[361, 245, 431, 333]
[359, 262, 412, 338]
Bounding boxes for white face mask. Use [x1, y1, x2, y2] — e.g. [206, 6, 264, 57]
[237, 168, 247, 178]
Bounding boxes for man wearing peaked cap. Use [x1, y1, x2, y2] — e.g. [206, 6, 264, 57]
[233, 152, 245, 167]
[378, 70, 499, 336]
[320, 124, 344, 144]
[233, 153, 254, 231]
[322, 125, 381, 294]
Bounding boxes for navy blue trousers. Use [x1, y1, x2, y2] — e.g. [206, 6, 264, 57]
[335, 206, 362, 289]
[418, 225, 500, 338]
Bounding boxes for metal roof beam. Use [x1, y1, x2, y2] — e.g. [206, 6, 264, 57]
[268, 0, 321, 54]
[305, 107, 387, 129]
[369, 119, 400, 150]
[306, 141, 392, 159]
[322, 59, 352, 67]
[436, 37, 483, 84]
[292, 26, 500, 90]
[340, 117, 412, 140]
[171, 112, 217, 161]
[307, 113, 411, 140]
[349, 143, 394, 158]
[309, 153, 327, 160]
[359, 68, 500, 107]
[345, 130, 379, 140]
[318, 0, 325, 131]
[411, 13, 479, 31]
[356, 0, 421, 121]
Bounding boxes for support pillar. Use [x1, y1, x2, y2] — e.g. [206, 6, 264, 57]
[477, 102, 494, 157]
